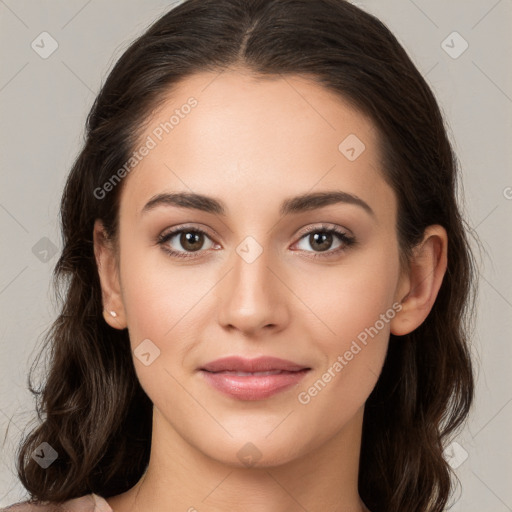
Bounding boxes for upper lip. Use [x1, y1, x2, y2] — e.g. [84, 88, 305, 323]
[200, 356, 310, 373]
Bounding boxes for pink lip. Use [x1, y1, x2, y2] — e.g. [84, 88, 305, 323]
[199, 356, 311, 401]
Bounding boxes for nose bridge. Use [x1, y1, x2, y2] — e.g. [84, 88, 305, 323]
[216, 233, 287, 334]
[230, 234, 276, 309]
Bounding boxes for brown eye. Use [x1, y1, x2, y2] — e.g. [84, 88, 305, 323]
[179, 231, 205, 252]
[294, 225, 356, 259]
[157, 227, 217, 259]
[308, 232, 334, 252]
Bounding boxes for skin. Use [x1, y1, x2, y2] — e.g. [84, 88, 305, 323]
[94, 68, 447, 512]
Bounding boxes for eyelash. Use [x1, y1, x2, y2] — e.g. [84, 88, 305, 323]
[156, 223, 356, 260]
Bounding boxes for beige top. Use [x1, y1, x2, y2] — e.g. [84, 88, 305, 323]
[1, 493, 112, 512]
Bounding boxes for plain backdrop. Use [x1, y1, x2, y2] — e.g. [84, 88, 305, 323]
[1, 0, 511, 510]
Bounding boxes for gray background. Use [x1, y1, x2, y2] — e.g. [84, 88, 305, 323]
[1, 0, 511, 510]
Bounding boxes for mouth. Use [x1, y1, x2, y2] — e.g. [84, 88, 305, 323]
[199, 356, 311, 400]
[200, 355, 310, 373]
[206, 370, 297, 376]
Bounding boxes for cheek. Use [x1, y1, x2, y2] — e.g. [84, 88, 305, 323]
[296, 243, 400, 404]
[305, 245, 400, 346]
[118, 234, 211, 342]
[117, 244, 209, 408]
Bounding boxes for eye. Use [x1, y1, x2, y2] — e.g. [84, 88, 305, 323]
[157, 226, 218, 259]
[293, 224, 356, 258]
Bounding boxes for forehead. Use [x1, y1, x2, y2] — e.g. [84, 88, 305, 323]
[119, 69, 394, 221]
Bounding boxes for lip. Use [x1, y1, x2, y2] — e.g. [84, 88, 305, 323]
[199, 356, 311, 401]
[200, 356, 309, 373]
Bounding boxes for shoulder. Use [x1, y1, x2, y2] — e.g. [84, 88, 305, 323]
[1, 493, 112, 512]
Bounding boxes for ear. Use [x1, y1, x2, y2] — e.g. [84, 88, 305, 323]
[93, 219, 127, 329]
[390, 225, 448, 336]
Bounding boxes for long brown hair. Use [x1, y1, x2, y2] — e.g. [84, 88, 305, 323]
[13, 1, 477, 510]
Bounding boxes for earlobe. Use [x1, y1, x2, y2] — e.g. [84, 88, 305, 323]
[390, 225, 448, 336]
[93, 219, 127, 329]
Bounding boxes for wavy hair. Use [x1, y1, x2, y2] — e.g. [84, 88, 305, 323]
[13, 1, 477, 510]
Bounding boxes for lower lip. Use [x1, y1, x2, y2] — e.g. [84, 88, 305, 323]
[200, 369, 310, 400]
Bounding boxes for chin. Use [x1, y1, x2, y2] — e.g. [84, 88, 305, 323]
[196, 433, 307, 470]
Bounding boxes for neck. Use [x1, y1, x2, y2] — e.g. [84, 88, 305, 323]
[107, 406, 369, 512]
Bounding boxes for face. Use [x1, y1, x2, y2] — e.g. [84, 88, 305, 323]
[100, 69, 406, 467]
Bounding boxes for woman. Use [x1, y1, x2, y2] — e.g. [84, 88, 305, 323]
[4, 0, 476, 511]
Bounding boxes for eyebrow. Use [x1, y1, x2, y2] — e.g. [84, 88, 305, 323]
[141, 190, 375, 218]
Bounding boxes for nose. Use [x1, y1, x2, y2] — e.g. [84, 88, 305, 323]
[216, 241, 290, 337]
